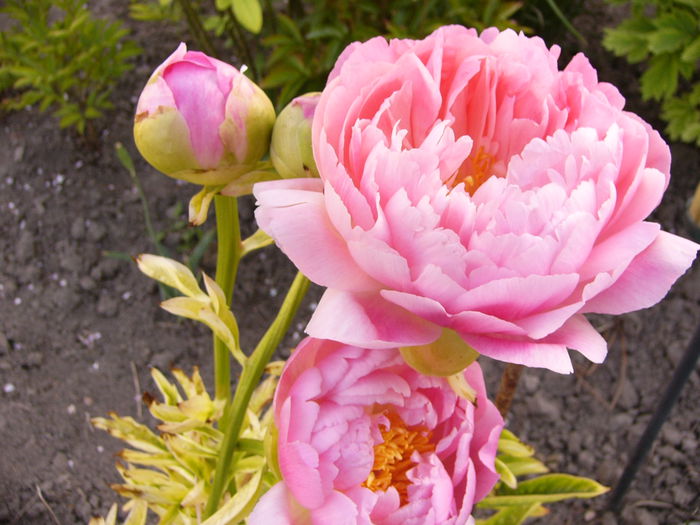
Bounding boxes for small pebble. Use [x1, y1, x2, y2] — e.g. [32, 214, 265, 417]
[3, 383, 15, 393]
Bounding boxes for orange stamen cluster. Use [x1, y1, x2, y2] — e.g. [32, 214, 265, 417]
[449, 147, 496, 194]
[363, 412, 435, 504]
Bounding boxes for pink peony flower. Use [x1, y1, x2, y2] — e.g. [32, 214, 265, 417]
[134, 43, 275, 184]
[248, 337, 503, 525]
[255, 26, 699, 373]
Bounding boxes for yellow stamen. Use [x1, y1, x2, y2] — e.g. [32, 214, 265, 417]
[363, 412, 435, 504]
[449, 147, 497, 194]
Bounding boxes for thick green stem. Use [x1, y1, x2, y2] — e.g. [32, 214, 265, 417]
[213, 195, 241, 402]
[204, 272, 310, 518]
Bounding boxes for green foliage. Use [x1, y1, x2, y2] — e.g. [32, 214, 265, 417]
[92, 366, 278, 524]
[603, 0, 700, 145]
[260, 0, 530, 108]
[129, 0, 181, 22]
[0, 0, 141, 136]
[476, 430, 609, 524]
[129, 0, 584, 108]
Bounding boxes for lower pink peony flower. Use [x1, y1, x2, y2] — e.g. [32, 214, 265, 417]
[255, 25, 699, 373]
[248, 337, 504, 525]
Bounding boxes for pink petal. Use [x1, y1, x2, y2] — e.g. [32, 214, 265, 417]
[307, 289, 442, 348]
[254, 179, 376, 291]
[582, 231, 698, 314]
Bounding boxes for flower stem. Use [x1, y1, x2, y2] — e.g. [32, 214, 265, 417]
[204, 272, 309, 518]
[175, 0, 217, 57]
[495, 363, 524, 418]
[213, 194, 241, 402]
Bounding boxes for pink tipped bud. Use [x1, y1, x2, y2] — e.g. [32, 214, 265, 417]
[134, 43, 275, 185]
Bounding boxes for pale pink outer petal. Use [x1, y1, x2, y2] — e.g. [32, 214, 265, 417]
[582, 231, 699, 314]
[306, 289, 442, 348]
[248, 482, 361, 525]
[254, 179, 377, 291]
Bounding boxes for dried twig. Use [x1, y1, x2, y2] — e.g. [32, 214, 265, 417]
[495, 363, 524, 418]
[35, 485, 61, 525]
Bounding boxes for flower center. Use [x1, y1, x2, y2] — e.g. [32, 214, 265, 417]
[363, 412, 435, 504]
[448, 146, 497, 194]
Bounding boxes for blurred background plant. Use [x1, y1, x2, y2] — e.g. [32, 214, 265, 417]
[603, 0, 700, 146]
[127, 0, 584, 108]
[0, 0, 141, 142]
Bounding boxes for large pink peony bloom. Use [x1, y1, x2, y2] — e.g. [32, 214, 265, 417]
[255, 26, 698, 373]
[248, 337, 503, 525]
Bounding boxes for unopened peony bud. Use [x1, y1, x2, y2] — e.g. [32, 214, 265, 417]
[134, 43, 275, 185]
[269, 93, 320, 179]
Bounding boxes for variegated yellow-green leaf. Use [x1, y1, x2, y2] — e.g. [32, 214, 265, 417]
[88, 503, 118, 525]
[136, 254, 203, 298]
[188, 185, 224, 226]
[181, 479, 208, 508]
[241, 228, 274, 257]
[160, 296, 210, 321]
[92, 414, 166, 454]
[498, 429, 535, 458]
[172, 367, 207, 399]
[198, 308, 246, 364]
[479, 474, 609, 508]
[477, 503, 547, 525]
[151, 368, 183, 405]
[232, 0, 262, 34]
[201, 469, 263, 525]
[179, 393, 215, 421]
[495, 458, 518, 489]
[122, 499, 148, 525]
[498, 455, 549, 478]
[202, 273, 240, 343]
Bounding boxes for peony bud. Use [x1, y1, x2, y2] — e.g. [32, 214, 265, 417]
[134, 43, 275, 185]
[400, 328, 480, 376]
[269, 92, 320, 179]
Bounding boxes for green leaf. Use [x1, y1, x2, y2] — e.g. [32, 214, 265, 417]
[276, 13, 304, 43]
[477, 503, 545, 525]
[479, 474, 609, 508]
[681, 36, 700, 62]
[262, 65, 301, 89]
[498, 430, 535, 458]
[498, 455, 549, 478]
[232, 0, 262, 34]
[241, 229, 275, 257]
[495, 458, 518, 489]
[648, 13, 696, 54]
[201, 469, 263, 525]
[641, 53, 679, 100]
[306, 25, 347, 40]
[603, 18, 654, 63]
[115, 142, 136, 177]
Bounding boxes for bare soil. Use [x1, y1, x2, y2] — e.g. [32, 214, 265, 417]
[0, 2, 698, 524]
